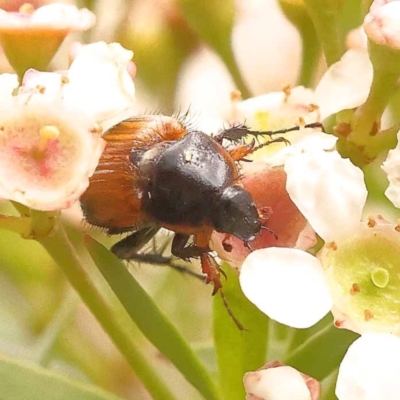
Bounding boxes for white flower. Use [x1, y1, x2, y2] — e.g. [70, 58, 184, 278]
[364, 0, 400, 49]
[20, 42, 135, 125]
[239, 136, 368, 329]
[235, 48, 372, 127]
[382, 131, 400, 208]
[0, 42, 135, 211]
[234, 86, 317, 135]
[314, 49, 372, 120]
[240, 247, 332, 329]
[336, 333, 400, 400]
[244, 363, 315, 400]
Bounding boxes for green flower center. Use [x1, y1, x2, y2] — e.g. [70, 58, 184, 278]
[320, 225, 400, 333]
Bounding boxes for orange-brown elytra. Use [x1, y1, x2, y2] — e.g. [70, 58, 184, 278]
[80, 115, 323, 294]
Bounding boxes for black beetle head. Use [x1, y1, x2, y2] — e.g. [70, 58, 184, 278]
[211, 186, 261, 242]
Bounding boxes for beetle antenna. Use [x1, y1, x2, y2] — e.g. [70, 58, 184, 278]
[217, 121, 324, 143]
[247, 121, 325, 138]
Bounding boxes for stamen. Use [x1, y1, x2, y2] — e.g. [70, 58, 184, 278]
[367, 216, 376, 227]
[36, 85, 46, 94]
[282, 84, 291, 101]
[90, 124, 102, 135]
[61, 76, 70, 85]
[350, 283, 361, 295]
[230, 90, 242, 102]
[325, 241, 338, 251]
[364, 309, 374, 321]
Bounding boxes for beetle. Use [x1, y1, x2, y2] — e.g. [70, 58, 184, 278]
[80, 114, 322, 294]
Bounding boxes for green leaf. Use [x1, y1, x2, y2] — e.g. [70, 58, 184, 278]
[285, 323, 358, 381]
[0, 351, 122, 400]
[85, 236, 222, 400]
[213, 264, 269, 400]
[40, 227, 178, 400]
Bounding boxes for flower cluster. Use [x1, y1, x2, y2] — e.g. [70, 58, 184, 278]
[215, 1, 400, 398]
[0, 4, 135, 211]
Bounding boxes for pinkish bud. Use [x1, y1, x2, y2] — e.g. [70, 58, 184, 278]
[211, 163, 314, 268]
[244, 361, 321, 400]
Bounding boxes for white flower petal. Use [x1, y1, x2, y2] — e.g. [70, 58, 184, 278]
[64, 42, 135, 124]
[20, 69, 65, 97]
[32, 4, 95, 31]
[174, 48, 235, 120]
[285, 150, 367, 242]
[244, 366, 311, 400]
[265, 132, 337, 167]
[336, 333, 400, 400]
[235, 86, 317, 131]
[315, 49, 373, 120]
[240, 247, 332, 328]
[0, 73, 18, 102]
[382, 133, 400, 208]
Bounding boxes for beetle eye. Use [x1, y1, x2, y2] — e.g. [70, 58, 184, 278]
[211, 186, 261, 242]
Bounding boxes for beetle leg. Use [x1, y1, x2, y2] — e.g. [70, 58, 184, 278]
[200, 253, 223, 295]
[228, 136, 293, 161]
[228, 140, 256, 161]
[125, 252, 206, 280]
[111, 226, 160, 259]
[171, 231, 226, 294]
[171, 233, 209, 260]
[112, 230, 206, 280]
[201, 255, 245, 329]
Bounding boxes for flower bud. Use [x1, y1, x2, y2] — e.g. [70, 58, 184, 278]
[244, 361, 320, 400]
[211, 163, 313, 268]
[364, 0, 400, 50]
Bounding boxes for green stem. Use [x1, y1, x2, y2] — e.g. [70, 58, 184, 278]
[11, 201, 30, 216]
[297, 23, 321, 87]
[38, 224, 178, 400]
[361, 0, 373, 15]
[278, 1, 320, 87]
[352, 68, 399, 145]
[303, 0, 345, 66]
[30, 210, 59, 238]
[223, 49, 251, 99]
[321, 370, 339, 400]
[0, 214, 31, 237]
